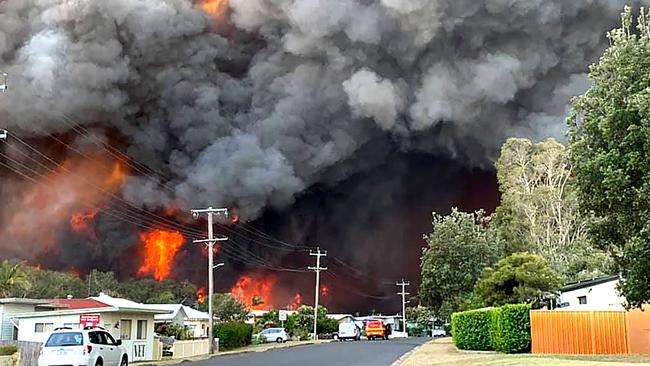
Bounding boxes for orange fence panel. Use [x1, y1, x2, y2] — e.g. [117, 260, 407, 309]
[531, 311, 629, 355]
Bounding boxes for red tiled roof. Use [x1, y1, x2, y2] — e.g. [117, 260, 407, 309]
[50, 299, 111, 310]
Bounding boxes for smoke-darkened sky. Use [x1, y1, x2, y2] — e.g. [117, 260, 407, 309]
[0, 0, 642, 312]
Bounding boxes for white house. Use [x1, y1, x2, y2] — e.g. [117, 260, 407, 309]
[148, 304, 210, 338]
[12, 294, 171, 362]
[0, 298, 57, 341]
[558, 275, 625, 310]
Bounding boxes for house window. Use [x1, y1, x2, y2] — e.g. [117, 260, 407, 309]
[12, 326, 18, 341]
[120, 320, 132, 340]
[136, 320, 147, 340]
[578, 296, 587, 305]
[35, 323, 53, 333]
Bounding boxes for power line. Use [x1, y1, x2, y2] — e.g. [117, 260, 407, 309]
[4, 135, 204, 237]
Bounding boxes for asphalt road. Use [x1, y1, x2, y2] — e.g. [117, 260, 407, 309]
[192, 338, 428, 366]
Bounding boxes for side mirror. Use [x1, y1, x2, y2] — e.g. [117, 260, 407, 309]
[116, 340, 122, 346]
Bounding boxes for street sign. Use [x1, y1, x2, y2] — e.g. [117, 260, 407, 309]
[79, 314, 101, 328]
[279, 310, 288, 321]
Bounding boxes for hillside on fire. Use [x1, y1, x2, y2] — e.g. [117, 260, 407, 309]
[0, 0, 644, 313]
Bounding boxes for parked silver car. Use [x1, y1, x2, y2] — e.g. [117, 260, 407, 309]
[254, 328, 288, 343]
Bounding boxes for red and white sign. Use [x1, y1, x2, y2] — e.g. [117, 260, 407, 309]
[79, 314, 101, 328]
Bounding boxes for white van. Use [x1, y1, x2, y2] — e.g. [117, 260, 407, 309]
[335, 322, 360, 341]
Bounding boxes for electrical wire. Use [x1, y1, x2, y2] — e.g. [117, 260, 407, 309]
[5, 135, 205, 237]
[0, 139, 203, 238]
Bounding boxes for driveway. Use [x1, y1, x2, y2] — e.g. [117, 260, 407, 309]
[192, 338, 428, 366]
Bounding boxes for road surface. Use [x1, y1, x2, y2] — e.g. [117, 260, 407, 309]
[192, 338, 428, 366]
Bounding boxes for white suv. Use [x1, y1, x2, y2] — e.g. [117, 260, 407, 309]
[38, 327, 128, 366]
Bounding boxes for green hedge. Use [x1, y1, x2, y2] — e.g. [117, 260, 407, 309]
[452, 304, 531, 353]
[491, 304, 531, 353]
[452, 309, 493, 350]
[214, 322, 253, 350]
[0, 345, 17, 356]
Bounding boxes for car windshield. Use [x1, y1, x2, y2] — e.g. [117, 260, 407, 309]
[45, 332, 83, 347]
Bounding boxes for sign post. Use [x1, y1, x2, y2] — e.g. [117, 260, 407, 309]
[79, 314, 101, 329]
[279, 310, 288, 328]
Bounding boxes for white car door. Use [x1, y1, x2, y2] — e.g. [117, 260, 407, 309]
[92, 331, 118, 366]
[103, 332, 123, 366]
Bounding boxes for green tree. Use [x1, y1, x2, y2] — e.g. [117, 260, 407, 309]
[420, 208, 502, 319]
[292, 305, 337, 337]
[212, 293, 249, 322]
[21, 267, 85, 299]
[474, 252, 563, 307]
[568, 7, 650, 308]
[406, 306, 433, 336]
[86, 270, 121, 297]
[0, 261, 30, 297]
[494, 137, 611, 279]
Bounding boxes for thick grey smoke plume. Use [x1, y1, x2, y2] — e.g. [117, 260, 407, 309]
[0, 0, 640, 220]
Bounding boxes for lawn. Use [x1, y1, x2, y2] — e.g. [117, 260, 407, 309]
[399, 338, 650, 366]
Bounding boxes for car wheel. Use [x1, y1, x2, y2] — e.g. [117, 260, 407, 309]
[120, 356, 128, 366]
[276, 337, 283, 343]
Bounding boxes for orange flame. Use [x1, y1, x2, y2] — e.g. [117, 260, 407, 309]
[321, 286, 329, 297]
[3, 152, 128, 256]
[200, 0, 228, 16]
[197, 287, 206, 304]
[70, 210, 98, 239]
[138, 229, 185, 281]
[69, 267, 81, 278]
[287, 292, 302, 311]
[231, 275, 275, 311]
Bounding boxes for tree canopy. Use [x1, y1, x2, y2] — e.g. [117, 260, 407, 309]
[212, 293, 249, 322]
[420, 208, 502, 319]
[474, 252, 563, 307]
[0, 260, 30, 297]
[568, 7, 650, 307]
[494, 137, 611, 279]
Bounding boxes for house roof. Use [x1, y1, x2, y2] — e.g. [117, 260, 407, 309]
[50, 299, 111, 310]
[0, 298, 53, 305]
[13, 294, 173, 318]
[561, 275, 620, 292]
[182, 306, 209, 321]
[148, 304, 185, 321]
[149, 304, 209, 321]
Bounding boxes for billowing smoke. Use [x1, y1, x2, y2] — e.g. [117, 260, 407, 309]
[0, 0, 642, 310]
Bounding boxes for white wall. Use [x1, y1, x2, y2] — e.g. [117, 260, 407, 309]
[559, 280, 625, 310]
[16, 312, 158, 362]
[0, 303, 37, 341]
[184, 319, 208, 338]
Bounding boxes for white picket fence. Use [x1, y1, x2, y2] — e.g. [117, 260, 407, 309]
[171, 339, 209, 359]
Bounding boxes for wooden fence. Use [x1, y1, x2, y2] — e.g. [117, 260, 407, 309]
[0, 340, 41, 366]
[531, 311, 630, 355]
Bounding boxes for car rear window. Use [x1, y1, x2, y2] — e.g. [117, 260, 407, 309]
[45, 332, 83, 347]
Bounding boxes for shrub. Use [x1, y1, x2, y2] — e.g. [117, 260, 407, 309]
[0, 345, 17, 356]
[490, 304, 531, 353]
[452, 308, 493, 350]
[214, 322, 253, 350]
